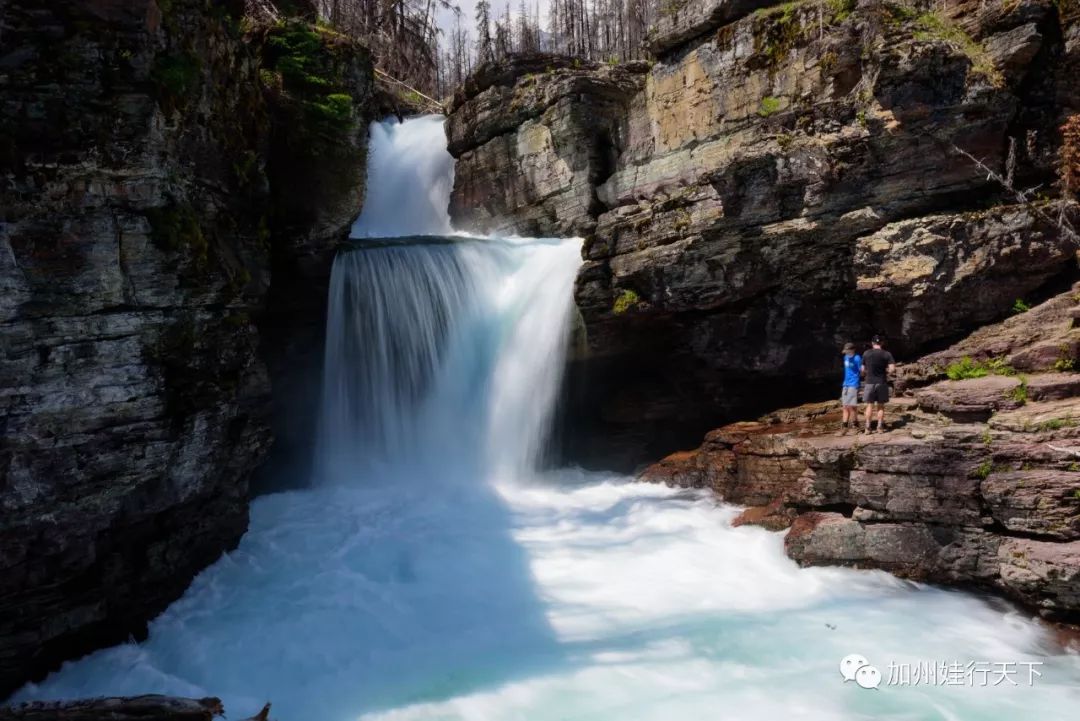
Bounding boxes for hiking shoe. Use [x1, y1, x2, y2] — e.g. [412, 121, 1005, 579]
[875, 426, 885, 434]
[837, 426, 848, 436]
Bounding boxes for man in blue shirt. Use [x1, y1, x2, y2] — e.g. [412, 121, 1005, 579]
[840, 342, 861, 435]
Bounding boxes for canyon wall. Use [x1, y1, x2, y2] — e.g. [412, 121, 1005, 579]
[446, 0, 1080, 469]
[0, 0, 372, 695]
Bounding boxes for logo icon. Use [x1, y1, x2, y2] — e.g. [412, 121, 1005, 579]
[840, 654, 881, 690]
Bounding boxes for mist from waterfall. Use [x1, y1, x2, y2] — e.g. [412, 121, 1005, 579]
[14, 116, 1080, 721]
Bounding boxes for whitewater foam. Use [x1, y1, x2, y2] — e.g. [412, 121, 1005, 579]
[14, 115, 1080, 721]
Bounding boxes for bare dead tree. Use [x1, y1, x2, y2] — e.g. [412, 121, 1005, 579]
[952, 140, 1079, 244]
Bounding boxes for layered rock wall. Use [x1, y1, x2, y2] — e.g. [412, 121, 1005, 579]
[447, 0, 1080, 468]
[0, 0, 372, 695]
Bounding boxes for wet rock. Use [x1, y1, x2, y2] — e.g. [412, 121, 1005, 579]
[785, 513, 946, 576]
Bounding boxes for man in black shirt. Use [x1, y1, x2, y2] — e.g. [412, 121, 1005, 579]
[862, 336, 896, 434]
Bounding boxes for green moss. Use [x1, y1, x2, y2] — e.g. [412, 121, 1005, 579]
[613, 289, 642, 315]
[146, 203, 208, 268]
[1012, 298, 1031, 314]
[756, 3, 805, 67]
[758, 96, 783, 117]
[151, 52, 201, 112]
[826, 0, 856, 21]
[911, 10, 1003, 85]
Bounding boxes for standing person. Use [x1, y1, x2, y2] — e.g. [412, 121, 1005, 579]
[839, 342, 862, 435]
[862, 335, 896, 434]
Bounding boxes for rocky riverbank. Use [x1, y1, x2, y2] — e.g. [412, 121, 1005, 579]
[0, 0, 373, 696]
[446, 0, 1080, 469]
[640, 283, 1080, 620]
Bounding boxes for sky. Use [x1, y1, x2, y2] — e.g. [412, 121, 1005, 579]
[436, 0, 554, 40]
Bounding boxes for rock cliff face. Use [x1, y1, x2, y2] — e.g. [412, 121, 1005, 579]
[446, 56, 648, 237]
[446, 0, 1080, 468]
[0, 0, 371, 696]
[640, 285, 1080, 620]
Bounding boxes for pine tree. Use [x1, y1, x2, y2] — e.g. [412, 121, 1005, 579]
[475, 0, 495, 65]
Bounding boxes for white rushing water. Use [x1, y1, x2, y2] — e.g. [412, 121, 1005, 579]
[15, 116, 1080, 721]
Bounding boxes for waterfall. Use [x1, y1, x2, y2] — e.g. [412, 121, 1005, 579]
[16, 116, 1080, 721]
[349, 116, 456, 238]
[319, 116, 582, 485]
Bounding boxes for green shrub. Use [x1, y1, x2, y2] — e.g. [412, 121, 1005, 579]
[263, 21, 357, 136]
[306, 93, 353, 127]
[984, 357, 1017, 376]
[946, 356, 1016, 380]
[1012, 298, 1031, 314]
[1037, 417, 1077, 431]
[972, 458, 993, 480]
[946, 356, 988, 380]
[1008, 377, 1028, 403]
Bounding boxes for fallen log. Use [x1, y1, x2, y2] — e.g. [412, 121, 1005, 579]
[0, 696, 223, 721]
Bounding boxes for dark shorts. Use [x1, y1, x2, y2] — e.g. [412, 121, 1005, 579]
[863, 383, 889, 404]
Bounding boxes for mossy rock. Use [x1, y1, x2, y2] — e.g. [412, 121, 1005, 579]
[146, 202, 209, 268]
